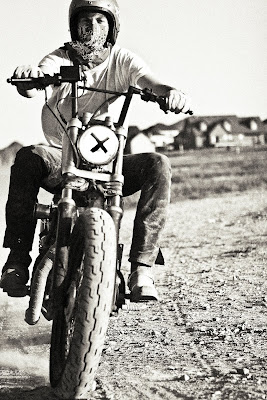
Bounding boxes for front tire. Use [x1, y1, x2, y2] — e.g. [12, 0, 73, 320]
[50, 207, 117, 399]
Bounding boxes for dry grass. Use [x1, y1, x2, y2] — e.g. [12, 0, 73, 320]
[124, 146, 267, 208]
[170, 146, 267, 201]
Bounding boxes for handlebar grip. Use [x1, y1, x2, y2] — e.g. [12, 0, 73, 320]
[7, 78, 30, 84]
[7, 67, 85, 89]
[156, 96, 193, 115]
[7, 75, 60, 89]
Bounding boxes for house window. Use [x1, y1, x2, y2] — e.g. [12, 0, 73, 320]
[223, 121, 232, 132]
[250, 120, 258, 131]
[199, 121, 207, 132]
[223, 133, 233, 142]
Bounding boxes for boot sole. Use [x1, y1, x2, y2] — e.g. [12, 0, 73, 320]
[130, 285, 159, 302]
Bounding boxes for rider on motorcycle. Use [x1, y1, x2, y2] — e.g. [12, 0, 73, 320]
[0, 0, 191, 301]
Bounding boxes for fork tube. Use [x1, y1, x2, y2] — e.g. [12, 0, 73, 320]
[72, 82, 78, 118]
[52, 191, 76, 310]
[108, 128, 126, 240]
[114, 130, 126, 177]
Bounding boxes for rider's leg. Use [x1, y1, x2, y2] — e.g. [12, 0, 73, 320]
[122, 152, 171, 301]
[0, 145, 62, 297]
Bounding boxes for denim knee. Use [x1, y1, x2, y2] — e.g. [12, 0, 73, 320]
[147, 152, 172, 181]
[13, 146, 48, 175]
[14, 146, 35, 165]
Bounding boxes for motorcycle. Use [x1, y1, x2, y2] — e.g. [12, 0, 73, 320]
[7, 65, 192, 399]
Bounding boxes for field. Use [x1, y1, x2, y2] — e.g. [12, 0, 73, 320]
[169, 146, 267, 201]
[125, 146, 267, 208]
[0, 147, 267, 399]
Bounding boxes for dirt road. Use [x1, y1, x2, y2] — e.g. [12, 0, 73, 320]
[1, 188, 267, 399]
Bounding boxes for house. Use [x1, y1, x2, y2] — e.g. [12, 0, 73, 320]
[143, 123, 179, 151]
[126, 115, 267, 153]
[125, 126, 155, 154]
[174, 115, 267, 149]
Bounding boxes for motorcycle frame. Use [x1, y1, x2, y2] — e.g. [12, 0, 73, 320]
[51, 66, 135, 311]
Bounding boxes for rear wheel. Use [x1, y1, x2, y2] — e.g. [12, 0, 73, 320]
[50, 207, 117, 399]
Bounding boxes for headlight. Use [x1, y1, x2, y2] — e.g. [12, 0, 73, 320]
[77, 125, 119, 166]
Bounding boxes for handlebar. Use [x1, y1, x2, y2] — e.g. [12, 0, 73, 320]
[7, 66, 193, 115]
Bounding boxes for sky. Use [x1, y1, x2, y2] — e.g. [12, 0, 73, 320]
[0, 0, 266, 148]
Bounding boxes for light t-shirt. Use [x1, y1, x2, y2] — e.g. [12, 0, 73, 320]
[38, 44, 151, 147]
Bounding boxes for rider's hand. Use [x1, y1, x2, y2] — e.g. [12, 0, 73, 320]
[164, 89, 192, 115]
[13, 65, 44, 95]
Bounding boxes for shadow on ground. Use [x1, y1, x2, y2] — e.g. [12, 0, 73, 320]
[0, 386, 58, 400]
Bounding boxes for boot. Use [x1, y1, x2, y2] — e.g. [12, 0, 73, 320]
[128, 264, 159, 302]
[0, 250, 31, 297]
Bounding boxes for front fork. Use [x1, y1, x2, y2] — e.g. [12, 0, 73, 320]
[52, 120, 126, 311]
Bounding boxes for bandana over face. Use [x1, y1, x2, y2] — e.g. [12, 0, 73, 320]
[68, 13, 109, 62]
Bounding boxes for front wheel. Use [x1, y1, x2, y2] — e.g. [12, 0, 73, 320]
[50, 207, 117, 399]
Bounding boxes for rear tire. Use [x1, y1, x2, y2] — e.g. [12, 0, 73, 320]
[50, 207, 117, 399]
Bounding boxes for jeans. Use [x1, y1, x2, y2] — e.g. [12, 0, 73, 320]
[3, 145, 171, 267]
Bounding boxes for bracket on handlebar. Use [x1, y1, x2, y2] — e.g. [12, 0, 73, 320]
[59, 66, 83, 83]
[141, 88, 158, 102]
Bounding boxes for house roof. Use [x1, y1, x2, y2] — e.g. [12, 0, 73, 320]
[139, 115, 267, 139]
[181, 115, 267, 136]
[143, 119, 187, 135]
[127, 125, 141, 140]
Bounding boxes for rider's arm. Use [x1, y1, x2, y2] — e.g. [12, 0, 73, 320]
[137, 73, 191, 114]
[16, 48, 74, 98]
